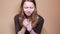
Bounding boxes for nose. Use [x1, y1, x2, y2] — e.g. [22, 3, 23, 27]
[27, 8, 31, 11]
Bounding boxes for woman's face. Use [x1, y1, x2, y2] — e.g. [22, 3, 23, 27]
[23, 1, 35, 16]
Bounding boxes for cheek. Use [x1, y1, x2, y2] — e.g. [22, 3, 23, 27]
[23, 8, 27, 12]
[31, 9, 34, 12]
[23, 8, 27, 14]
[30, 8, 34, 13]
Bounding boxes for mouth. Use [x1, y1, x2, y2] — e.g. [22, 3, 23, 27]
[27, 11, 31, 14]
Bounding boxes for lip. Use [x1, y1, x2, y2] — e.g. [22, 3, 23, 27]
[27, 11, 31, 14]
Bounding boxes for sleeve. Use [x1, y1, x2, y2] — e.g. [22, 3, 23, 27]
[14, 15, 22, 34]
[33, 17, 44, 34]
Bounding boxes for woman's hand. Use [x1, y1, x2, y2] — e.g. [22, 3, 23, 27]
[23, 19, 29, 28]
[23, 19, 32, 32]
[26, 21, 32, 32]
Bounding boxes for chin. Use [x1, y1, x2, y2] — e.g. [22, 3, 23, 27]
[26, 14, 31, 16]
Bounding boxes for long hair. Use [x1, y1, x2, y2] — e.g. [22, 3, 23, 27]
[19, 0, 39, 28]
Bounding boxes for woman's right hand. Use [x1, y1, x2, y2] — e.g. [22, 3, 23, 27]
[23, 19, 29, 28]
[18, 19, 29, 34]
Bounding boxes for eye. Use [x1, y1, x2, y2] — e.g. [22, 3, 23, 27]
[24, 7, 28, 9]
[30, 7, 33, 9]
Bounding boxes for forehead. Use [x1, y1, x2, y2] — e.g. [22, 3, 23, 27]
[23, 1, 34, 7]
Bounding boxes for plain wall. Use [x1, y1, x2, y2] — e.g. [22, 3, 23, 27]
[0, 0, 60, 34]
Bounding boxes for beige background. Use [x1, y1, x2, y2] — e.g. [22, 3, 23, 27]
[0, 0, 60, 34]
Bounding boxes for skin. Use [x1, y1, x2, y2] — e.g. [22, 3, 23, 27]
[23, 1, 35, 16]
[18, 1, 37, 34]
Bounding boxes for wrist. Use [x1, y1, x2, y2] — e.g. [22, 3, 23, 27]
[29, 28, 33, 32]
[22, 26, 26, 29]
[21, 26, 26, 31]
[30, 29, 37, 34]
[30, 29, 33, 33]
[18, 27, 26, 34]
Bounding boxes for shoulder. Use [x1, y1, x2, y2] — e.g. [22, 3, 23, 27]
[14, 14, 20, 24]
[33, 15, 44, 34]
[14, 14, 19, 20]
[37, 15, 44, 24]
[14, 14, 19, 19]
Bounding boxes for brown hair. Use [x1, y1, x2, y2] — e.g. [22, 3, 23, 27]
[19, 0, 39, 28]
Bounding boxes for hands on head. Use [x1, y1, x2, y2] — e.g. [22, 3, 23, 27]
[23, 19, 32, 32]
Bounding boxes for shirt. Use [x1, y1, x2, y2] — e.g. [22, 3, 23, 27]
[14, 14, 44, 34]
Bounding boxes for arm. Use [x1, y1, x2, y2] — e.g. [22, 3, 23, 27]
[26, 21, 37, 34]
[32, 16, 44, 34]
[14, 15, 26, 34]
[18, 27, 26, 34]
[30, 29, 37, 34]
[30, 16, 44, 34]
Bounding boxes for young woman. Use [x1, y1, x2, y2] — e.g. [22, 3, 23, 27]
[14, 0, 44, 34]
